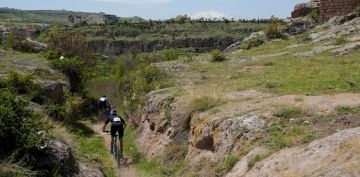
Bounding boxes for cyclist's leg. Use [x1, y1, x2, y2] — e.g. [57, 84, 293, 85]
[110, 126, 116, 154]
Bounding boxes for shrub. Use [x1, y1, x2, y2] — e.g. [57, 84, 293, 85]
[12, 39, 43, 53]
[211, 49, 226, 62]
[308, 9, 320, 22]
[162, 49, 179, 61]
[44, 49, 61, 60]
[79, 95, 98, 117]
[5, 32, 14, 49]
[3, 72, 41, 99]
[295, 33, 312, 43]
[48, 30, 94, 65]
[248, 155, 262, 168]
[0, 90, 49, 157]
[191, 96, 221, 112]
[242, 37, 264, 50]
[45, 104, 67, 121]
[50, 58, 89, 94]
[334, 37, 347, 45]
[215, 154, 238, 175]
[265, 19, 285, 39]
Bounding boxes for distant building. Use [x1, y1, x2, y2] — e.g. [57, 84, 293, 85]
[103, 14, 118, 25]
[68, 14, 84, 26]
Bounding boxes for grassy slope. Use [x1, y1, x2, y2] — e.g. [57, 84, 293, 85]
[0, 8, 145, 23]
[0, 50, 116, 177]
[189, 38, 360, 96]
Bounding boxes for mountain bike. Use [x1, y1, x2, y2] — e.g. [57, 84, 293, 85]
[104, 131, 122, 168]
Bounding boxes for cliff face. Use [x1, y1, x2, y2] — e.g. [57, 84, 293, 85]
[88, 37, 236, 55]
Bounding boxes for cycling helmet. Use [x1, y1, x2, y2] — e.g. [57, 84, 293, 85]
[111, 109, 117, 115]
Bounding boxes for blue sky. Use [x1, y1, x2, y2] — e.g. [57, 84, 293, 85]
[0, 0, 308, 20]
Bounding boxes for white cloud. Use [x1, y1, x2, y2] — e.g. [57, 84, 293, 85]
[91, 0, 171, 4]
[190, 10, 232, 20]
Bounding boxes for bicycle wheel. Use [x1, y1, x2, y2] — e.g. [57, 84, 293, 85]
[116, 144, 121, 168]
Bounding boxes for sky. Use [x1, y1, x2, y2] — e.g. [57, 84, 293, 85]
[0, 0, 308, 20]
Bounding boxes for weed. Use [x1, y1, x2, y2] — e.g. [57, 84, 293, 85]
[211, 49, 226, 62]
[295, 33, 312, 43]
[248, 154, 263, 168]
[215, 154, 238, 175]
[336, 106, 360, 115]
[191, 96, 221, 112]
[273, 107, 305, 119]
[265, 19, 285, 39]
[334, 37, 347, 45]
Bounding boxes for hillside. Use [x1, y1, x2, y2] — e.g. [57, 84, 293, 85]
[128, 13, 360, 177]
[0, 7, 146, 23]
[2, 2, 360, 177]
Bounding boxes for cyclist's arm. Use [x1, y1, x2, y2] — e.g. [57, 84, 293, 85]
[103, 119, 110, 132]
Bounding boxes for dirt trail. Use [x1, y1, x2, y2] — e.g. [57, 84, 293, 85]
[92, 123, 138, 177]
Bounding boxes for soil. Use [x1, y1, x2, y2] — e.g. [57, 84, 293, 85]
[92, 124, 138, 177]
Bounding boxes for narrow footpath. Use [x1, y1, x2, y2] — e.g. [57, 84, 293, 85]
[92, 123, 138, 177]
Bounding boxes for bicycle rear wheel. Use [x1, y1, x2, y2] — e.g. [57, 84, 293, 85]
[115, 144, 121, 168]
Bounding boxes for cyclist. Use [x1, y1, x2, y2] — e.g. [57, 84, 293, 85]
[98, 95, 111, 119]
[103, 109, 126, 157]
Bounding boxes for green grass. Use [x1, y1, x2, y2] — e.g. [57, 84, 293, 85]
[215, 154, 238, 175]
[66, 122, 116, 177]
[273, 107, 306, 119]
[335, 106, 360, 115]
[248, 154, 263, 169]
[210, 51, 360, 95]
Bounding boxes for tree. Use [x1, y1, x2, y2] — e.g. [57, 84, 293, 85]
[48, 30, 94, 65]
[5, 32, 14, 49]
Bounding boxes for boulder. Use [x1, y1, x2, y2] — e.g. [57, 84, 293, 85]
[213, 115, 266, 156]
[291, 1, 320, 18]
[284, 17, 317, 35]
[33, 80, 68, 105]
[31, 140, 104, 177]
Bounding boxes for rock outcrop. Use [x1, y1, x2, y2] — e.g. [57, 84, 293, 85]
[291, 1, 320, 18]
[241, 127, 360, 177]
[89, 37, 236, 55]
[31, 140, 103, 177]
[137, 89, 193, 159]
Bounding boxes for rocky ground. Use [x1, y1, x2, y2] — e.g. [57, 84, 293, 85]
[136, 15, 360, 177]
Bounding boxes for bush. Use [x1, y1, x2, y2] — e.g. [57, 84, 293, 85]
[44, 49, 61, 60]
[2, 72, 41, 99]
[334, 37, 347, 45]
[0, 90, 49, 157]
[50, 58, 89, 94]
[308, 9, 320, 22]
[48, 30, 94, 65]
[295, 33, 312, 43]
[191, 96, 221, 112]
[45, 104, 67, 121]
[5, 32, 14, 49]
[162, 49, 179, 61]
[211, 49, 226, 62]
[12, 39, 43, 53]
[265, 19, 285, 39]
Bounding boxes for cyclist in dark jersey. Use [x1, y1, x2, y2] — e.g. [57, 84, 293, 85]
[102, 109, 126, 156]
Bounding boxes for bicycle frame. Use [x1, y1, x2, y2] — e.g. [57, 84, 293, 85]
[110, 133, 122, 168]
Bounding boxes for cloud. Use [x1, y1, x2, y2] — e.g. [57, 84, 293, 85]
[91, 0, 171, 4]
[190, 10, 232, 20]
